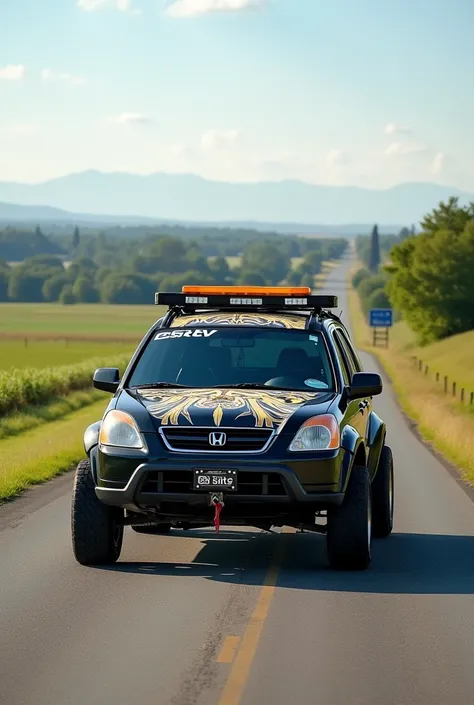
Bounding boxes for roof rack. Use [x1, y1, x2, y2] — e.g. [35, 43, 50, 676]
[155, 286, 338, 312]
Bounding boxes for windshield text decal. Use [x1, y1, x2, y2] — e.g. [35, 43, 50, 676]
[154, 329, 218, 340]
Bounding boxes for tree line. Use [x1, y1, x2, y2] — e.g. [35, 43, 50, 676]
[354, 198, 474, 344]
[0, 227, 348, 305]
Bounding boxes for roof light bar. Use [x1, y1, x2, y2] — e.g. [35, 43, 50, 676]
[155, 291, 338, 310]
[182, 285, 312, 296]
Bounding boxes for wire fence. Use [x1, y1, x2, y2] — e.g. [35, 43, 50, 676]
[412, 356, 474, 408]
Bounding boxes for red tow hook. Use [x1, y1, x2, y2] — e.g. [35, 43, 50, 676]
[210, 493, 224, 533]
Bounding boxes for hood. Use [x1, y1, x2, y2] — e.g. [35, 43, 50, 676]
[133, 387, 333, 430]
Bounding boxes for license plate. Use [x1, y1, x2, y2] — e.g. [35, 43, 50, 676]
[193, 469, 237, 491]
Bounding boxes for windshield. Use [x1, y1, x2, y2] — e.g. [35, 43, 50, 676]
[128, 327, 334, 392]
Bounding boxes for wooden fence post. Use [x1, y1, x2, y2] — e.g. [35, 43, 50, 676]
[452, 381, 456, 397]
[444, 376, 448, 393]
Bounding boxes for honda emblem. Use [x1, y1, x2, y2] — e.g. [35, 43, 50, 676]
[209, 432, 227, 447]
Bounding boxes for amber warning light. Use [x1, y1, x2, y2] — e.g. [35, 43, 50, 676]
[181, 286, 312, 296]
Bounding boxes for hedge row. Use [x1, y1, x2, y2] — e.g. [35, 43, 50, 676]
[0, 354, 131, 416]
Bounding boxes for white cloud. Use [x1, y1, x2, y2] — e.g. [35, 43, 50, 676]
[200, 129, 240, 151]
[0, 64, 26, 81]
[77, 0, 141, 13]
[325, 149, 349, 168]
[166, 0, 262, 18]
[41, 69, 87, 85]
[384, 141, 426, 157]
[108, 112, 153, 125]
[432, 152, 445, 176]
[383, 122, 412, 136]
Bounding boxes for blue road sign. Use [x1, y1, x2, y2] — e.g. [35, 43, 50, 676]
[370, 308, 393, 327]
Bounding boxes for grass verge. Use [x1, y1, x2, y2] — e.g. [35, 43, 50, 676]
[348, 270, 474, 486]
[0, 389, 104, 441]
[0, 397, 108, 501]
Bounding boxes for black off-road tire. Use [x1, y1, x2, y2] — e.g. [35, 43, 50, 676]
[132, 523, 171, 534]
[71, 459, 124, 566]
[327, 465, 372, 570]
[372, 444, 394, 538]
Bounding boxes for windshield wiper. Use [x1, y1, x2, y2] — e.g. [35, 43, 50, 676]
[131, 382, 189, 390]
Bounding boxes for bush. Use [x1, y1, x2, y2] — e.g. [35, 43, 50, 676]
[300, 273, 314, 289]
[357, 274, 388, 302]
[0, 354, 131, 416]
[73, 276, 100, 303]
[60, 285, 76, 305]
[352, 268, 371, 289]
[366, 287, 391, 312]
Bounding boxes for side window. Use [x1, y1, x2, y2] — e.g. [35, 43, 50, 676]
[332, 334, 351, 385]
[335, 331, 357, 378]
[339, 330, 362, 372]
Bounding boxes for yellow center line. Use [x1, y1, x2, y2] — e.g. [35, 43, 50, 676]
[217, 530, 292, 705]
[217, 636, 241, 664]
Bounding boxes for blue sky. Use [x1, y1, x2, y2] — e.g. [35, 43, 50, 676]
[1, 0, 473, 190]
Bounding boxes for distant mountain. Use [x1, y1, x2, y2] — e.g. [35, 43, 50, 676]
[0, 170, 472, 226]
[0, 201, 405, 236]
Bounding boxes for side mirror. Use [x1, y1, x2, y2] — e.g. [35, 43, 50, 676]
[93, 367, 120, 393]
[347, 371, 382, 400]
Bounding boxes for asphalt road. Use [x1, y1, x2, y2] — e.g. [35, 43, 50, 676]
[1, 252, 473, 705]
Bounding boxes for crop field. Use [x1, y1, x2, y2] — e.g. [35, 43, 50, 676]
[0, 339, 134, 370]
[0, 303, 165, 339]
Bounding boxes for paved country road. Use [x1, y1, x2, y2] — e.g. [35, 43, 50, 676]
[1, 253, 473, 705]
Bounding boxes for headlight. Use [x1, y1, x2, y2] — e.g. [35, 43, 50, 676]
[99, 410, 144, 449]
[288, 414, 340, 451]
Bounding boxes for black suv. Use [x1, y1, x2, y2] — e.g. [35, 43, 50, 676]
[71, 287, 394, 570]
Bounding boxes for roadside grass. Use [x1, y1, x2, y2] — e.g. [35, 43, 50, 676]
[0, 397, 108, 501]
[314, 260, 338, 290]
[0, 339, 134, 369]
[0, 389, 103, 441]
[0, 303, 165, 339]
[348, 271, 474, 486]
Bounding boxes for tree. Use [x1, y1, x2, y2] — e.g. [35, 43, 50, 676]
[300, 273, 314, 289]
[352, 268, 371, 289]
[208, 256, 231, 283]
[73, 276, 100, 303]
[366, 288, 391, 312]
[8, 270, 45, 302]
[67, 257, 97, 281]
[368, 225, 380, 272]
[60, 285, 76, 305]
[388, 216, 474, 342]
[302, 250, 323, 274]
[420, 197, 474, 236]
[42, 274, 70, 302]
[72, 226, 80, 251]
[236, 270, 267, 287]
[0, 269, 9, 301]
[100, 273, 156, 304]
[241, 243, 287, 285]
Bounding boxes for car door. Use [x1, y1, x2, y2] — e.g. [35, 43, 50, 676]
[335, 329, 370, 445]
[331, 330, 367, 443]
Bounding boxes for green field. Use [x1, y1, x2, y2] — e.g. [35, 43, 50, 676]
[0, 339, 134, 370]
[0, 303, 165, 339]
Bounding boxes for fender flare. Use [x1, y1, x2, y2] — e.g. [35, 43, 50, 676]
[367, 411, 386, 480]
[84, 420, 101, 455]
[339, 424, 367, 492]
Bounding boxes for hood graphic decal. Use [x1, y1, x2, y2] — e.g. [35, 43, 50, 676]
[137, 388, 315, 428]
[170, 313, 306, 329]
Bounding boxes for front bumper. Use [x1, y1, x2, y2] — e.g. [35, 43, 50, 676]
[94, 444, 350, 514]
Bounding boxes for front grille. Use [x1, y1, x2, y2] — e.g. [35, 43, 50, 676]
[160, 427, 274, 453]
[141, 470, 287, 496]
